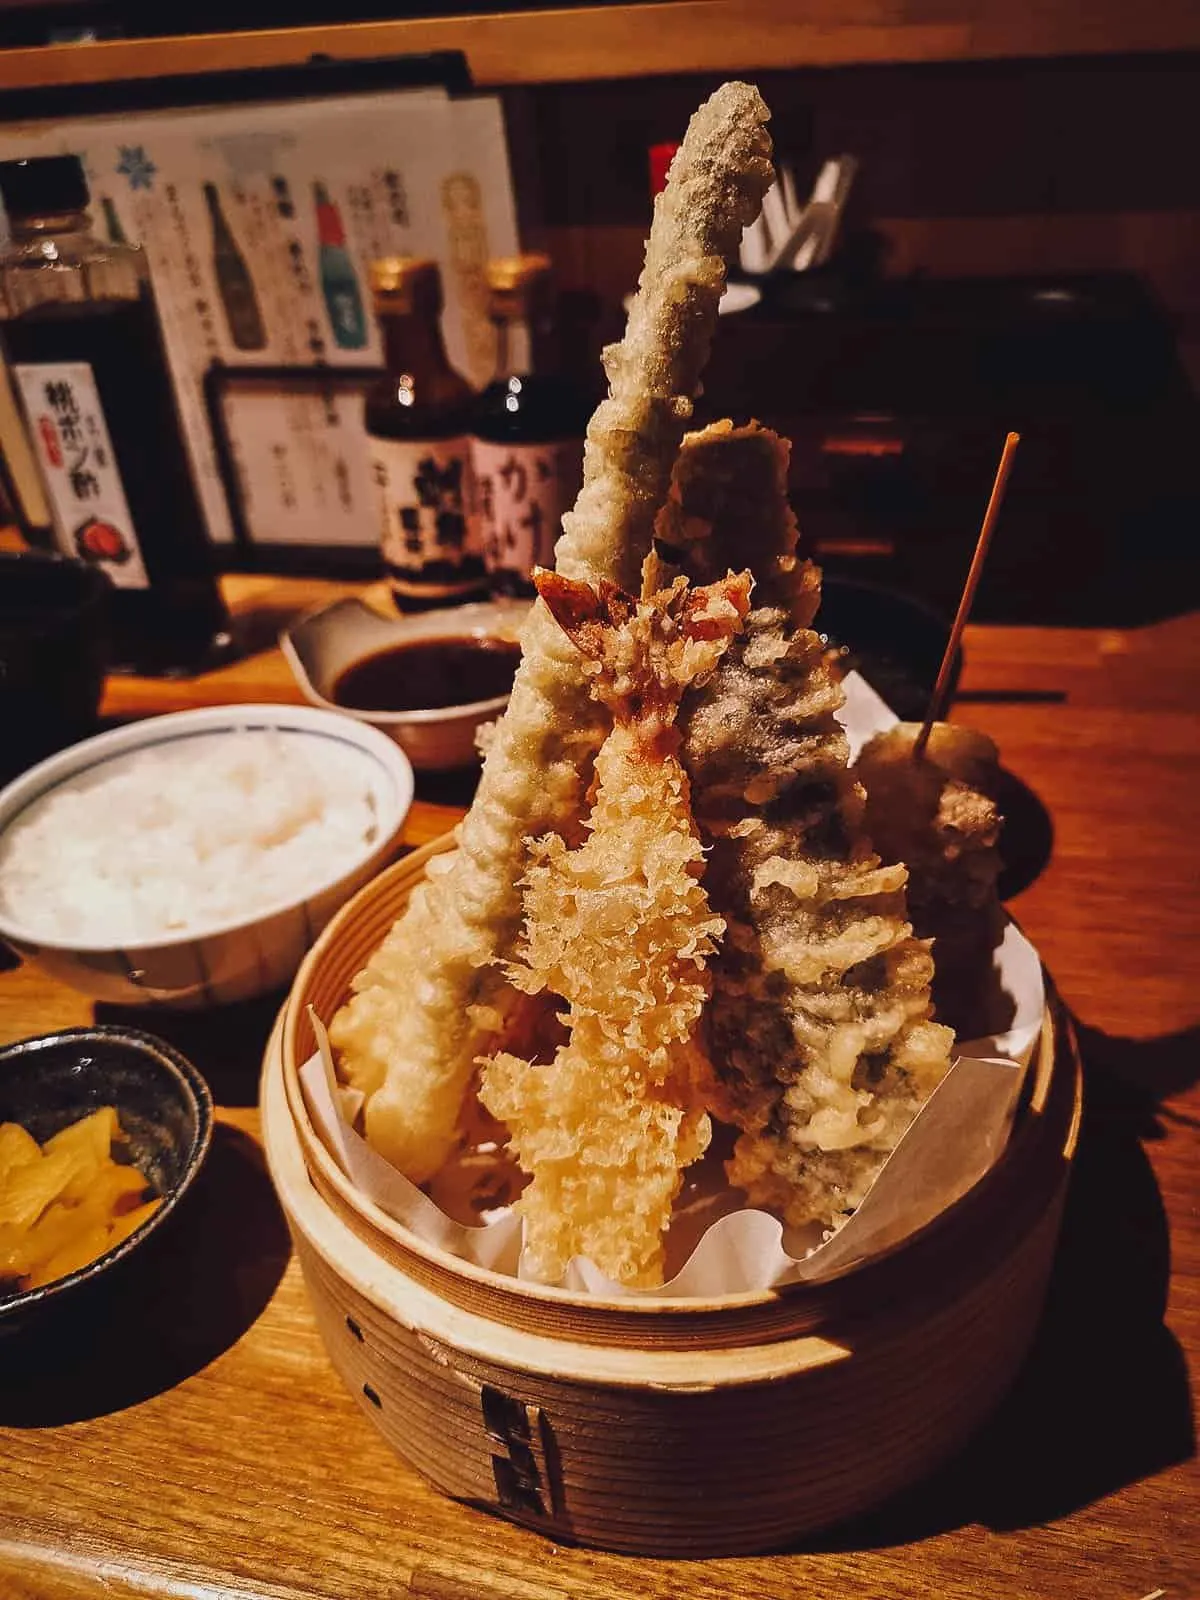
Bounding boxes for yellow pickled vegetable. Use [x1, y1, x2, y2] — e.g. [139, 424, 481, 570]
[0, 1122, 41, 1182]
[0, 1108, 159, 1294]
[45, 1106, 119, 1204]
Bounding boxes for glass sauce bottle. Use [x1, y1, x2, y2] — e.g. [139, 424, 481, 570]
[470, 254, 589, 597]
[0, 155, 231, 676]
[364, 256, 486, 612]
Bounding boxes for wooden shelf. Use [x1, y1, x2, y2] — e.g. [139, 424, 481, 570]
[2, 0, 1200, 92]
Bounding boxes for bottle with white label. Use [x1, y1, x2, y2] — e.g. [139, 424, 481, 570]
[470, 255, 589, 598]
[0, 155, 231, 675]
[364, 257, 486, 612]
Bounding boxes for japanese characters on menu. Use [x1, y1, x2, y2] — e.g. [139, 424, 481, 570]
[0, 89, 519, 555]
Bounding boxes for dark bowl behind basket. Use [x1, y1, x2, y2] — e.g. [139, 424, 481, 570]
[818, 576, 960, 722]
[0, 1026, 212, 1333]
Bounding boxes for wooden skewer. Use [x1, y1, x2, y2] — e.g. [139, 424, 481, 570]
[913, 430, 1020, 760]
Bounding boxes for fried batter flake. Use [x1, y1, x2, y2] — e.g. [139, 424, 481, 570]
[480, 571, 750, 1288]
[332, 84, 773, 1183]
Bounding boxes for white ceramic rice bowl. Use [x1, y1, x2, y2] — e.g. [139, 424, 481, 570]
[0, 704, 414, 1009]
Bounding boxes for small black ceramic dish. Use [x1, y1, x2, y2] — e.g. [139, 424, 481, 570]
[818, 576, 961, 723]
[0, 1026, 212, 1330]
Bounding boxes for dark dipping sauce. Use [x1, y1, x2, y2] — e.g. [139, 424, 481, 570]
[332, 636, 521, 713]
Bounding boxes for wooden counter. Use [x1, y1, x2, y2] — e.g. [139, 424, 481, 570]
[5, 0, 1200, 92]
[0, 573, 1196, 1599]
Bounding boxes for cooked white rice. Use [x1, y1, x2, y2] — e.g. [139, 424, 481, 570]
[0, 728, 383, 944]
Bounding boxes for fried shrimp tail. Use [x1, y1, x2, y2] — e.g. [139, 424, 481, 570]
[331, 84, 773, 1183]
[480, 571, 751, 1288]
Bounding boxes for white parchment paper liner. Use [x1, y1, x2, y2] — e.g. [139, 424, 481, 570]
[298, 672, 1046, 1298]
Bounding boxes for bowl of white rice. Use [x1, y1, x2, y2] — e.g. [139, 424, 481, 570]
[0, 704, 414, 1008]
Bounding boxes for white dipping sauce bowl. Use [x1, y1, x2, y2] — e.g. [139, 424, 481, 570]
[0, 704, 413, 1009]
[280, 596, 530, 771]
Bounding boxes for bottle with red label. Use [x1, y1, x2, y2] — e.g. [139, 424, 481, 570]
[470, 254, 589, 598]
[364, 256, 487, 612]
[0, 155, 231, 675]
[313, 181, 367, 351]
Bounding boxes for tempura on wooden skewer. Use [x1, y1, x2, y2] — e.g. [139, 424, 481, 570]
[480, 568, 751, 1288]
[331, 85, 774, 1181]
[857, 723, 1005, 1038]
[856, 434, 1016, 1035]
[664, 422, 955, 1232]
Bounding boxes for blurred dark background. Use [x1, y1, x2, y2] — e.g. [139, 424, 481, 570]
[510, 54, 1200, 625]
[3, 4, 1200, 625]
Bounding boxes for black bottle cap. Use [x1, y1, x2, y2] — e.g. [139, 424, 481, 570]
[0, 155, 90, 221]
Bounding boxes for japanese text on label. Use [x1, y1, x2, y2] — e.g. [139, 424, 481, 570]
[369, 435, 479, 571]
[13, 361, 150, 589]
[472, 439, 584, 580]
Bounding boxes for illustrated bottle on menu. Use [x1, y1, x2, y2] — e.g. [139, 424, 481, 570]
[203, 182, 267, 352]
[470, 254, 589, 597]
[365, 257, 487, 612]
[313, 181, 367, 351]
[99, 195, 128, 246]
[0, 155, 232, 675]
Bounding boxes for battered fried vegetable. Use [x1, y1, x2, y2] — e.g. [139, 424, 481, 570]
[671, 424, 955, 1232]
[649, 417, 818, 619]
[480, 570, 750, 1288]
[857, 723, 1005, 1038]
[332, 84, 774, 1183]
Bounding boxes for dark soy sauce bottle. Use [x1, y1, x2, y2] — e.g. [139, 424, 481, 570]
[364, 256, 487, 613]
[470, 254, 590, 598]
[0, 155, 231, 676]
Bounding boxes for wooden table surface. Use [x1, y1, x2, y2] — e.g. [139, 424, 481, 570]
[0, 574, 1196, 1600]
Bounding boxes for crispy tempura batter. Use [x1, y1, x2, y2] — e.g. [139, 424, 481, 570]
[649, 418, 818, 618]
[560, 89, 774, 595]
[857, 724, 1005, 1038]
[671, 425, 955, 1232]
[480, 570, 751, 1288]
[332, 84, 773, 1183]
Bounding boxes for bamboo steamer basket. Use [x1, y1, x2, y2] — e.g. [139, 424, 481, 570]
[263, 834, 1082, 1557]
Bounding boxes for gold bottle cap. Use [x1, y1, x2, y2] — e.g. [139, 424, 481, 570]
[484, 253, 553, 293]
[369, 256, 442, 310]
[485, 254, 554, 321]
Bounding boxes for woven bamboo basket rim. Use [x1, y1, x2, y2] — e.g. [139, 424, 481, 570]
[280, 834, 1082, 1345]
[266, 1028, 870, 1387]
[266, 1022, 1075, 1389]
